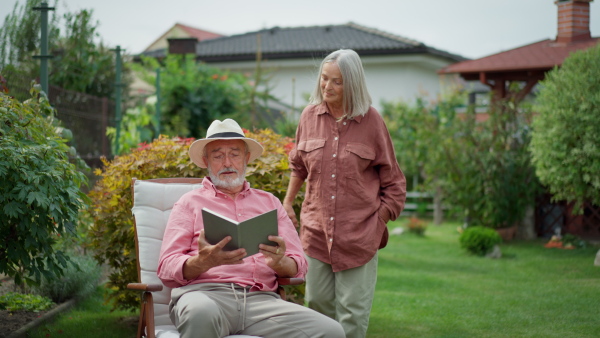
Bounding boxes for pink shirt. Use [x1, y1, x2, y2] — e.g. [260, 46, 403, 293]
[157, 177, 307, 291]
[289, 103, 406, 272]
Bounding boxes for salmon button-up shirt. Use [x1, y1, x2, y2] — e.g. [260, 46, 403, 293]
[289, 103, 406, 272]
[157, 177, 307, 291]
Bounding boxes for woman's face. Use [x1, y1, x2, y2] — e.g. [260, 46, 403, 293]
[320, 62, 343, 106]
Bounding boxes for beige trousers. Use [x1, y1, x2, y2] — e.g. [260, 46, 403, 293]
[305, 254, 378, 338]
[169, 283, 345, 338]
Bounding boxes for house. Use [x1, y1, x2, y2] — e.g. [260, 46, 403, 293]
[140, 22, 467, 114]
[143, 23, 224, 52]
[439, 0, 599, 105]
[439, 0, 599, 239]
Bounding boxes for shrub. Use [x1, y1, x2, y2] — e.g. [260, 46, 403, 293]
[530, 44, 600, 212]
[406, 217, 427, 236]
[33, 253, 102, 303]
[0, 292, 54, 312]
[459, 226, 502, 256]
[0, 86, 88, 286]
[86, 129, 302, 311]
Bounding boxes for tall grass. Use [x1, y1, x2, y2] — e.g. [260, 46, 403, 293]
[368, 219, 600, 338]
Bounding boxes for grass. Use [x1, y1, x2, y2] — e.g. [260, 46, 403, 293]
[368, 219, 600, 338]
[28, 286, 137, 338]
[26, 219, 600, 338]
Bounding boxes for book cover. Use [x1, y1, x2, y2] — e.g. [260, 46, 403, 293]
[202, 208, 278, 256]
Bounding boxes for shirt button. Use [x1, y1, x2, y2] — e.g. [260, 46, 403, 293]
[238, 213, 242, 216]
[332, 174, 335, 178]
[330, 217, 334, 221]
[329, 238, 333, 242]
[334, 137, 338, 141]
[343, 122, 347, 125]
[331, 195, 335, 199]
[333, 154, 336, 158]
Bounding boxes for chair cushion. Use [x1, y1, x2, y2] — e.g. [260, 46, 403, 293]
[132, 180, 202, 326]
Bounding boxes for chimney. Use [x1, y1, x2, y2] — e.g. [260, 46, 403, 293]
[555, 0, 593, 43]
[167, 37, 198, 54]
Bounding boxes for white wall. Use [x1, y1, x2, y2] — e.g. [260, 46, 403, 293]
[208, 53, 456, 115]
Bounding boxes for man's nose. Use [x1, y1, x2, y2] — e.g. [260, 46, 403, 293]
[223, 154, 232, 166]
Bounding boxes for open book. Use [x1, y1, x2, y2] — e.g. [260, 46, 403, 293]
[202, 208, 278, 256]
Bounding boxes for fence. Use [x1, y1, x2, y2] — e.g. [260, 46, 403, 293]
[2, 69, 115, 169]
[401, 191, 435, 216]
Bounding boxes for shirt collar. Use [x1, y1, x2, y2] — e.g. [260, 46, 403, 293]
[315, 102, 364, 123]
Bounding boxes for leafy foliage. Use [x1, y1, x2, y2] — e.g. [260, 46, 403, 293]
[383, 90, 540, 228]
[0, 0, 60, 70]
[134, 55, 251, 138]
[106, 102, 156, 155]
[0, 86, 88, 286]
[406, 217, 427, 236]
[87, 129, 302, 311]
[33, 252, 102, 303]
[459, 226, 502, 256]
[530, 44, 600, 212]
[0, 292, 54, 312]
[0, 0, 131, 98]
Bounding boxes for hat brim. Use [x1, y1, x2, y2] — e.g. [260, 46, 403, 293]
[189, 137, 264, 168]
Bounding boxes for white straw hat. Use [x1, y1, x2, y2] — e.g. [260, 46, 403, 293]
[188, 119, 264, 168]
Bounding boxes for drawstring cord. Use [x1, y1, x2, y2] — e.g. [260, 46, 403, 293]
[230, 283, 247, 331]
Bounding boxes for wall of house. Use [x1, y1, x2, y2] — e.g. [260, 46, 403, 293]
[208, 53, 457, 116]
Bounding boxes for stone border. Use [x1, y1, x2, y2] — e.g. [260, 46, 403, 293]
[6, 298, 78, 338]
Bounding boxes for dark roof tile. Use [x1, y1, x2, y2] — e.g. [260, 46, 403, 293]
[139, 22, 466, 63]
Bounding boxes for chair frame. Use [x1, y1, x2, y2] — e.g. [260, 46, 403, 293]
[127, 177, 303, 338]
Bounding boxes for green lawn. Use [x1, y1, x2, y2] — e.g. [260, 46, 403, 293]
[28, 220, 599, 337]
[28, 286, 137, 338]
[368, 219, 600, 338]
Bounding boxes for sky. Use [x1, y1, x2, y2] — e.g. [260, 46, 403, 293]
[1, 0, 599, 59]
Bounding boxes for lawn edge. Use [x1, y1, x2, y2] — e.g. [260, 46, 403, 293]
[7, 298, 78, 338]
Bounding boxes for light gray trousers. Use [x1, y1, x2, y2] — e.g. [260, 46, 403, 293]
[170, 283, 346, 338]
[305, 254, 378, 338]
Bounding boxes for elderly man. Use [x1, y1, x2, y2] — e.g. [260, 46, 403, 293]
[158, 119, 345, 338]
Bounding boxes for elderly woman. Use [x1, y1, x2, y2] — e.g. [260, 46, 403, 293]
[283, 49, 406, 338]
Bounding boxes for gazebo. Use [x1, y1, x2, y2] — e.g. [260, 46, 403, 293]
[439, 0, 600, 239]
[440, 0, 599, 103]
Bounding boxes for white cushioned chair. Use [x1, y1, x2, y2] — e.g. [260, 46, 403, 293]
[127, 178, 302, 338]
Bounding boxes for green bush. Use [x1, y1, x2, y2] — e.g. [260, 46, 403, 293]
[0, 86, 88, 286]
[87, 129, 303, 311]
[530, 44, 600, 211]
[33, 253, 102, 303]
[459, 226, 502, 256]
[0, 292, 54, 312]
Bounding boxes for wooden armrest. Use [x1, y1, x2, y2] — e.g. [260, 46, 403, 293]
[276, 277, 305, 286]
[127, 283, 164, 292]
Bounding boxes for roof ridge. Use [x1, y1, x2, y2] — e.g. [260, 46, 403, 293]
[345, 22, 422, 47]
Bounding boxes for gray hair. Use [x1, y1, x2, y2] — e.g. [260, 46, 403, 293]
[309, 49, 372, 118]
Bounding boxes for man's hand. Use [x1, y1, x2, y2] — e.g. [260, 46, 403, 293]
[283, 202, 299, 228]
[259, 235, 298, 277]
[183, 229, 246, 280]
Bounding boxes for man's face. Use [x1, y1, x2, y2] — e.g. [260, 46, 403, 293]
[203, 139, 250, 189]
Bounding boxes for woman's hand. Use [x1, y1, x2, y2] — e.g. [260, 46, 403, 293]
[283, 202, 299, 228]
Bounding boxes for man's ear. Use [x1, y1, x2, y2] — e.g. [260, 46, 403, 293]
[245, 151, 251, 163]
[203, 156, 209, 167]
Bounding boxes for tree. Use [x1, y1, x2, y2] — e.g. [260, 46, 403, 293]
[135, 54, 270, 139]
[383, 89, 540, 229]
[0, 86, 88, 286]
[530, 44, 600, 211]
[0, 0, 60, 70]
[0, 0, 130, 99]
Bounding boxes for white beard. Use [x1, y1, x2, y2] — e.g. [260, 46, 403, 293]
[208, 165, 247, 190]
